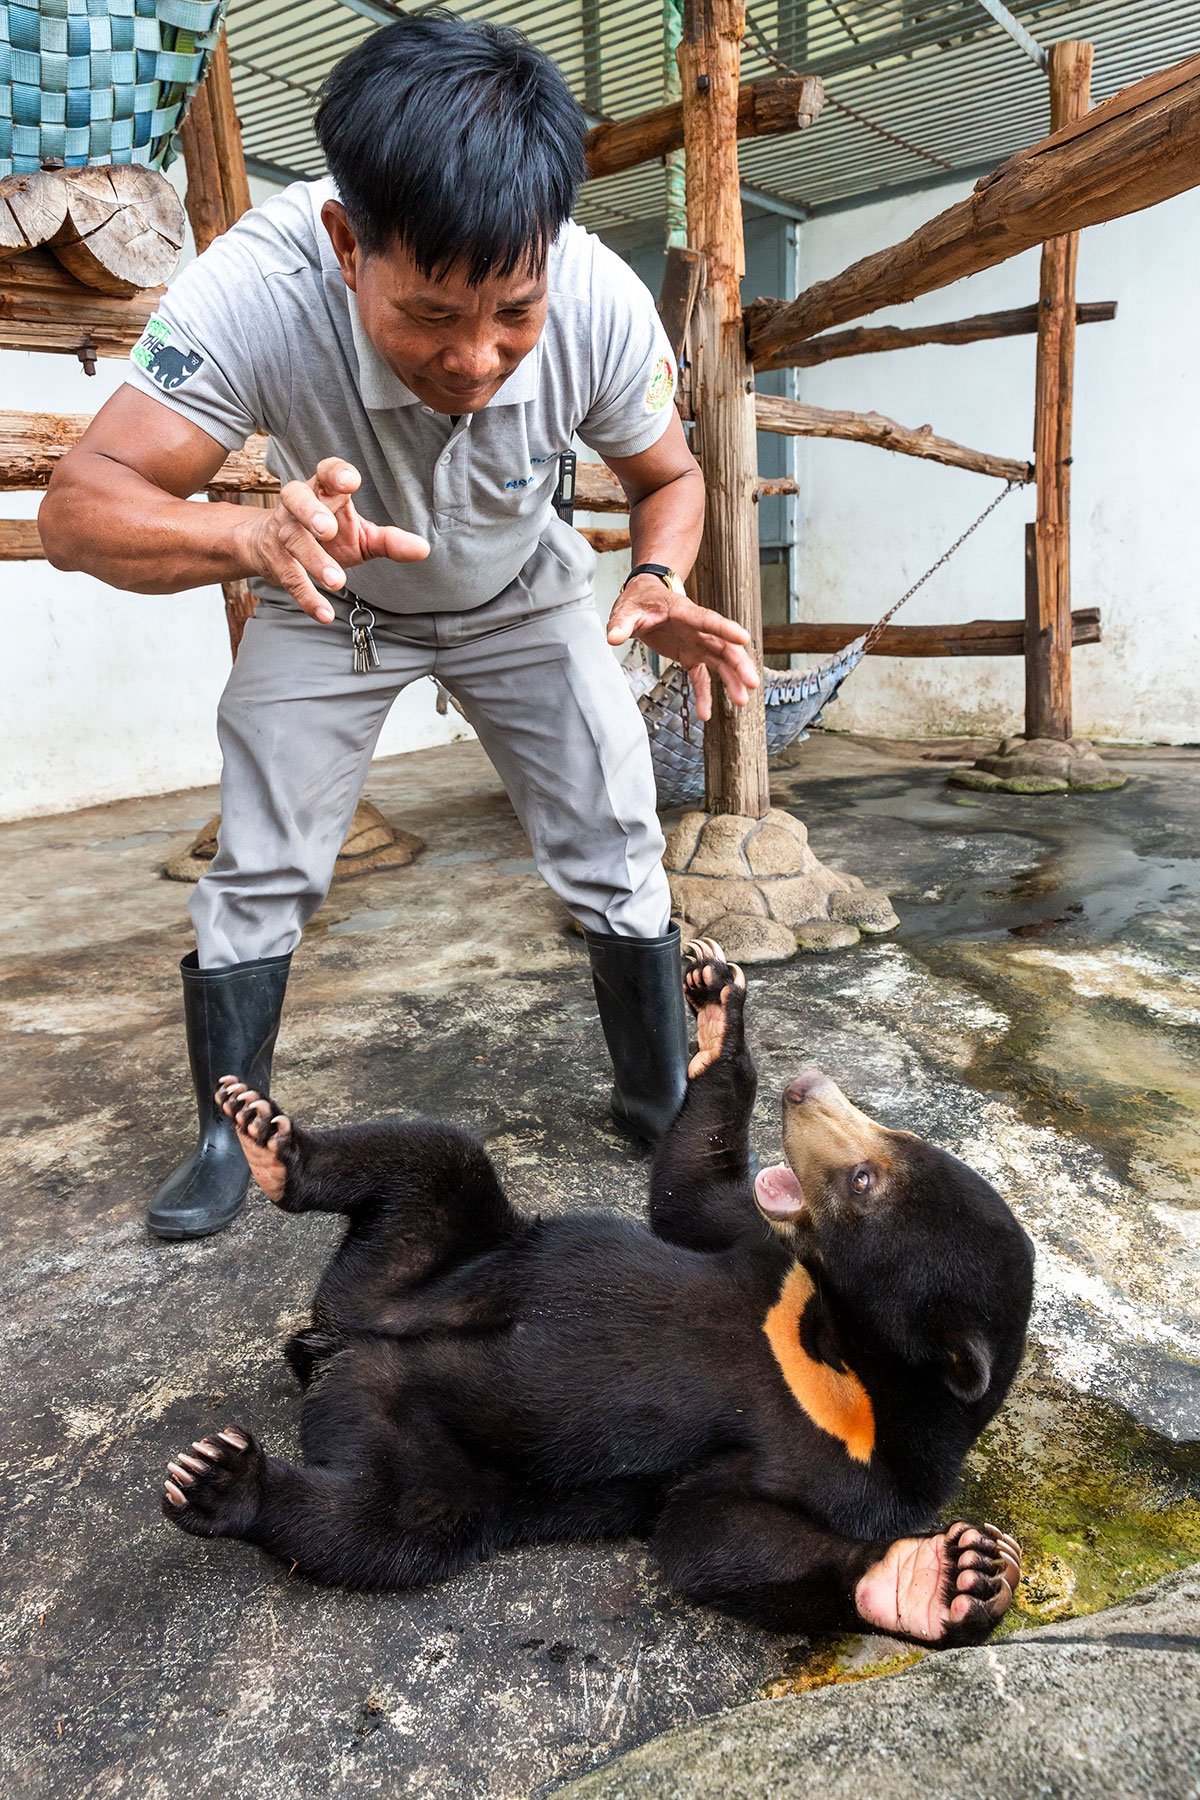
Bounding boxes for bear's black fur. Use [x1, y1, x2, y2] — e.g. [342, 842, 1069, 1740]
[163, 944, 1034, 1642]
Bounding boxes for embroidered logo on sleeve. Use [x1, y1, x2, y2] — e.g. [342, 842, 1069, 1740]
[644, 354, 676, 413]
[131, 314, 205, 392]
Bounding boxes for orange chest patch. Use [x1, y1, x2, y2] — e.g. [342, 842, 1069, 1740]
[762, 1264, 875, 1463]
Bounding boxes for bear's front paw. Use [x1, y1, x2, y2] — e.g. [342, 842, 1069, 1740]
[162, 1426, 266, 1539]
[683, 939, 747, 1077]
[855, 1521, 1022, 1647]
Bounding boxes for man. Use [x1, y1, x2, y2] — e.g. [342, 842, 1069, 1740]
[40, 12, 758, 1241]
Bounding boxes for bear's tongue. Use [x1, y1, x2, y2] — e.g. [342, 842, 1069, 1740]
[754, 1162, 806, 1221]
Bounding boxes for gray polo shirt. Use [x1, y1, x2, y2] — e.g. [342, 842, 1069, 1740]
[124, 177, 677, 616]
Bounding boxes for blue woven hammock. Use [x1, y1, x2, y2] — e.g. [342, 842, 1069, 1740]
[629, 479, 1020, 807]
[0, 0, 228, 176]
[627, 639, 867, 809]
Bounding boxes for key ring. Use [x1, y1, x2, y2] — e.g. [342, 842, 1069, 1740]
[348, 599, 376, 634]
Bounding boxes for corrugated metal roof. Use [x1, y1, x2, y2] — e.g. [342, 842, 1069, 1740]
[226, 0, 1200, 233]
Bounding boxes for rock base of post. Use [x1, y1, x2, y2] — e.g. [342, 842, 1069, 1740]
[951, 735, 1126, 795]
[664, 808, 898, 963]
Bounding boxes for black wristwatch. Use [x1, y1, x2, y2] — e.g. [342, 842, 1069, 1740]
[621, 562, 686, 596]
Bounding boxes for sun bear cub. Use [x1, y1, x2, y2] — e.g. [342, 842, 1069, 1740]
[163, 940, 1033, 1645]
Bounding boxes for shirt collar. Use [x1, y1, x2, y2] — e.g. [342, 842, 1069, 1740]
[347, 289, 542, 413]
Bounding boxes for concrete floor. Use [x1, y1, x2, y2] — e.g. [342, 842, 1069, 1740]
[2, 731, 1198, 1797]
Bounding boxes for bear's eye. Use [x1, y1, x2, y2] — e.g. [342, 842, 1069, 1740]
[850, 1165, 873, 1194]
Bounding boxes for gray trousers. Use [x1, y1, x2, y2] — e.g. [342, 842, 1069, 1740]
[191, 584, 672, 968]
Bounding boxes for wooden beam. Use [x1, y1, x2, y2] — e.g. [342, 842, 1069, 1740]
[763, 608, 1100, 657]
[0, 518, 42, 559]
[1028, 41, 1092, 742]
[746, 50, 1200, 361]
[0, 415, 803, 512]
[584, 75, 823, 182]
[579, 527, 631, 553]
[753, 393, 1033, 483]
[751, 301, 1117, 371]
[0, 250, 160, 362]
[682, 0, 770, 818]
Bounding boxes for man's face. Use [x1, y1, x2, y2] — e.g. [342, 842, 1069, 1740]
[323, 200, 548, 415]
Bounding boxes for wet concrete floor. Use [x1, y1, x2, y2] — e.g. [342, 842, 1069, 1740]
[1, 731, 1198, 1795]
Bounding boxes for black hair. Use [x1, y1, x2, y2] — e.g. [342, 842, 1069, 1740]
[315, 10, 587, 283]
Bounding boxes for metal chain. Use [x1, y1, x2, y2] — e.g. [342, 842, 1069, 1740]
[861, 480, 1019, 652]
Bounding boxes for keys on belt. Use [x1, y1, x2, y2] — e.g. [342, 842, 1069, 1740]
[313, 580, 380, 675]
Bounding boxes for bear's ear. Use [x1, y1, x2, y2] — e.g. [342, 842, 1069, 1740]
[941, 1331, 993, 1404]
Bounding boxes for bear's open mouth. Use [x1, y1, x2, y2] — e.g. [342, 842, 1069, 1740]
[754, 1162, 807, 1222]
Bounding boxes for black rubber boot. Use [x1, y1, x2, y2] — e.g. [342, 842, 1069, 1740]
[584, 925, 689, 1147]
[148, 950, 292, 1240]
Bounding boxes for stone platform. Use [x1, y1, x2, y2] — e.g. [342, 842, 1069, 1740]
[1, 731, 1197, 1796]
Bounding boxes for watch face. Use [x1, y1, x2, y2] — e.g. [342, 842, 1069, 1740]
[664, 573, 686, 596]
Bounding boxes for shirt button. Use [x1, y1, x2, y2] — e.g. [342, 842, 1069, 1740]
[441, 454, 452, 466]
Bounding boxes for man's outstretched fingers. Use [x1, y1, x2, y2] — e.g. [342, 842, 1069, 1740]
[312, 456, 361, 500]
[358, 519, 432, 565]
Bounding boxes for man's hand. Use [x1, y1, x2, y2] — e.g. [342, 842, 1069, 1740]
[242, 457, 430, 621]
[606, 574, 760, 722]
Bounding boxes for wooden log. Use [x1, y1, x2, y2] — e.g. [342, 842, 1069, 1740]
[762, 608, 1100, 657]
[0, 413, 803, 514]
[682, 0, 769, 819]
[180, 33, 253, 255]
[657, 245, 705, 365]
[48, 165, 184, 296]
[751, 301, 1117, 371]
[0, 170, 68, 262]
[1028, 41, 1092, 742]
[0, 518, 43, 559]
[584, 75, 823, 182]
[0, 412, 270, 492]
[746, 50, 1200, 360]
[579, 527, 631, 553]
[753, 393, 1033, 483]
[0, 250, 160, 361]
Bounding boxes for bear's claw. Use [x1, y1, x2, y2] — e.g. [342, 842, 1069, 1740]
[682, 940, 747, 1077]
[162, 1425, 264, 1539]
[215, 1077, 292, 1203]
[855, 1520, 1022, 1646]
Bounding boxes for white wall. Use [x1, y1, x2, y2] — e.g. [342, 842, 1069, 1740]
[792, 182, 1200, 743]
[0, 172, 467, 824]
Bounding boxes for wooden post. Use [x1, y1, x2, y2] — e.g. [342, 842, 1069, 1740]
[680, 0, 769, 819]
[1028, 40, 1093, 742]
[179, 33, 252, 255]
[177, 29, 258, 657]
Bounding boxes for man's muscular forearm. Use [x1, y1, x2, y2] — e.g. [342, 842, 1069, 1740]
[40, 450, 263, 593]
[41, 387, 429, 620]
[626, 463, 705, 581]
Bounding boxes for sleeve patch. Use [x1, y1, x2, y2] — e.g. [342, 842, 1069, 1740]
[644, 354, 676, 413]
[131, 314, 206, 392]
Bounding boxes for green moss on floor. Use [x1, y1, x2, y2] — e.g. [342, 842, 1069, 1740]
[760, 1352, 1200, 1699]
[958, 1351, 1200, 1631]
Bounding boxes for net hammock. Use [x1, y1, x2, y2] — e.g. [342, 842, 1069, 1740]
[626, 480, 1019, 808]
